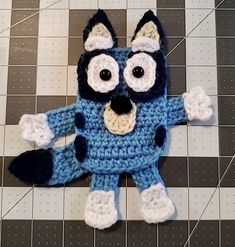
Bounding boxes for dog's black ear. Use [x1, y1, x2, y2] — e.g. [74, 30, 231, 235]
[83, 9, 117, 51]
[131, 10, 165, 53]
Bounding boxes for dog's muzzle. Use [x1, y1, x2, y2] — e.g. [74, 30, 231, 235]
[103, 96, 137, 135]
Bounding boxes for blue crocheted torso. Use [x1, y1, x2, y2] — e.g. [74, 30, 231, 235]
[75, 47, 168, 173]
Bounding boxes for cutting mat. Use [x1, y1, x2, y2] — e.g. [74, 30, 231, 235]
[0, 0, 234, 246]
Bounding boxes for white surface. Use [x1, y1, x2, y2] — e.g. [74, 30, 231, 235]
[0, 125, 4, 156]
[33, 187, 64, 220]
[37, 66, 67, 95]
[37, 38, 68, 65]
[163, 126, 188, 157]
[127, 0, 156, 8]
[99, 0, 126, 9]
[0, 66, 8, 95]
[185, 0, 215, 8]
[67, 66, 77, 95]
[0, 0, 12, 9]
[0, 10, 11, 36]
[2, 187, 33, 220]
[0, 38, 9, 65]
[40, 0, 68, 9]
[186, 67, 218, 95]
[0, 96, 6, 125]
[220, 188, 235, 220]
[188, 126, 219, 157]
[186, 38, 217, 66]
[69, 0, 98, 9]
[4, 125, 34, 156]
[39, 10, 69, 36]
[189, 188, 219, 220]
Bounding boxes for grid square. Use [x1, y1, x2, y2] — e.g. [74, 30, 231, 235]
[33, 187, 64, 220]
[186, 38, 217, 66]
[167, 67, 186, 96]
[221, 220, 235, 247]
[10, 10, 39, 36]
[127, 0, 156, 8]
[126, 187, 141, 220]
[220, 188, 235, 220]
[0, 66, 8, 94]
[0, 0, 12, 9]
[6, 96, 36, 125]
[185, 0, 215, 8]
[219, 127, 235, 156]
[157, 0, 185, 8]
[159, 157, 188, 187]
[166, 38, 186, 65]
[64, 187, 89, 220]
[33, 220, 63, 247]
[168, 188, 188, 220]
[186, 10, 215, 37]
[189, 188, 219, 220]
[12, 0, 39, 8]
[0, 10, 11, 36]
[189, 157, 219, 187]
[0, 95, 6, 125]
[188, 126, 219, 157]
[217, 67, 235, 95]
[38, 38, 68, 65]
[67, 66, 77, 95]
[96, 221, 126, 247]
[0, 126, 4, 156]
[9, 38, 38, 65]
[216, 0, 235, 8]
[40, 0, 68, 8]
[69, 0, 97, 9]
[163, 126, 188, 157]
[158, 221, 188, 247]
[186, 67, 217, 96]
[1, 220, 31, 247]
[0, 38, 10, 65]
[220, 157, 235, 187]
[99, 0, 126, 9]
[217, 38, 235, 65]
[218, 96, 235, 125]
[157, 9, 185, 37]
[2, 187, 33, 219]
[127, 221, 157, 247]
[7, 66, 37, 94]
[4, 125, 34, 156]
[39, 10, 69, 36]
[36, 66, 67, 95]
[64, 221, 94, 247]
[190, 221, 219, 247]
[68, 37, 83, 65]
[216, 10, 235, 36]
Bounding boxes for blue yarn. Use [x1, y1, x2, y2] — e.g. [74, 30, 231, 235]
[44, 47, 188, 193]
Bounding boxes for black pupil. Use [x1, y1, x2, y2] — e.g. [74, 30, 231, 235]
[132, 66, 144, 78]
[100, 69, 112, 81]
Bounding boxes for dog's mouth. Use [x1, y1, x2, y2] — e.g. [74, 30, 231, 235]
[103, 96, 137, 135]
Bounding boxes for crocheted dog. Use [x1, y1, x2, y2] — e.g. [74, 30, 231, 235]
[9, 10, 213, 229]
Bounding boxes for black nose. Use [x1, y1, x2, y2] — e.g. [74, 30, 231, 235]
[110, 95, 133, 115]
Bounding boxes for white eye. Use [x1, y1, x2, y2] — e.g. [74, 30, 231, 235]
[124, 52, 156, 92]
[87, 54, 119, 93]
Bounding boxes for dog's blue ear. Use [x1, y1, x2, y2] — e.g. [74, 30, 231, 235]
[131, 10, 165, 53]
[83, 9, 117, 51]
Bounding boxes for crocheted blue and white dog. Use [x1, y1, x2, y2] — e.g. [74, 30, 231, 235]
[9, 10, 213, 229]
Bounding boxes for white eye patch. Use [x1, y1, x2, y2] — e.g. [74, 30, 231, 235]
[124, 52, 156, 92]
[87, 54, 119, 93]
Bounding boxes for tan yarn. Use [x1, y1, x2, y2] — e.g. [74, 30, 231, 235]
[103, 101, 137, 135]
[90, 23, 111, 38]
[136, 21, 159, 40]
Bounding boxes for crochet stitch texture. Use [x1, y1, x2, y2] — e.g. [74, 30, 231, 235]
[9, 10, 213, 229]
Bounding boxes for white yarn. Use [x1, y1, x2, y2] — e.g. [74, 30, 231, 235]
[132, 36, 160, 53]
[84, 23, 114, 51]
[19, 113, 54, 147]
[87, 54, 119, 93]
[183, 86, 213, 121]
[140, 183, 175, 223]
[85, 36, 113, 52]
[124, 52, 156, 92]
[103, 101, 137, 135]
[84, 190, 118, 229]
